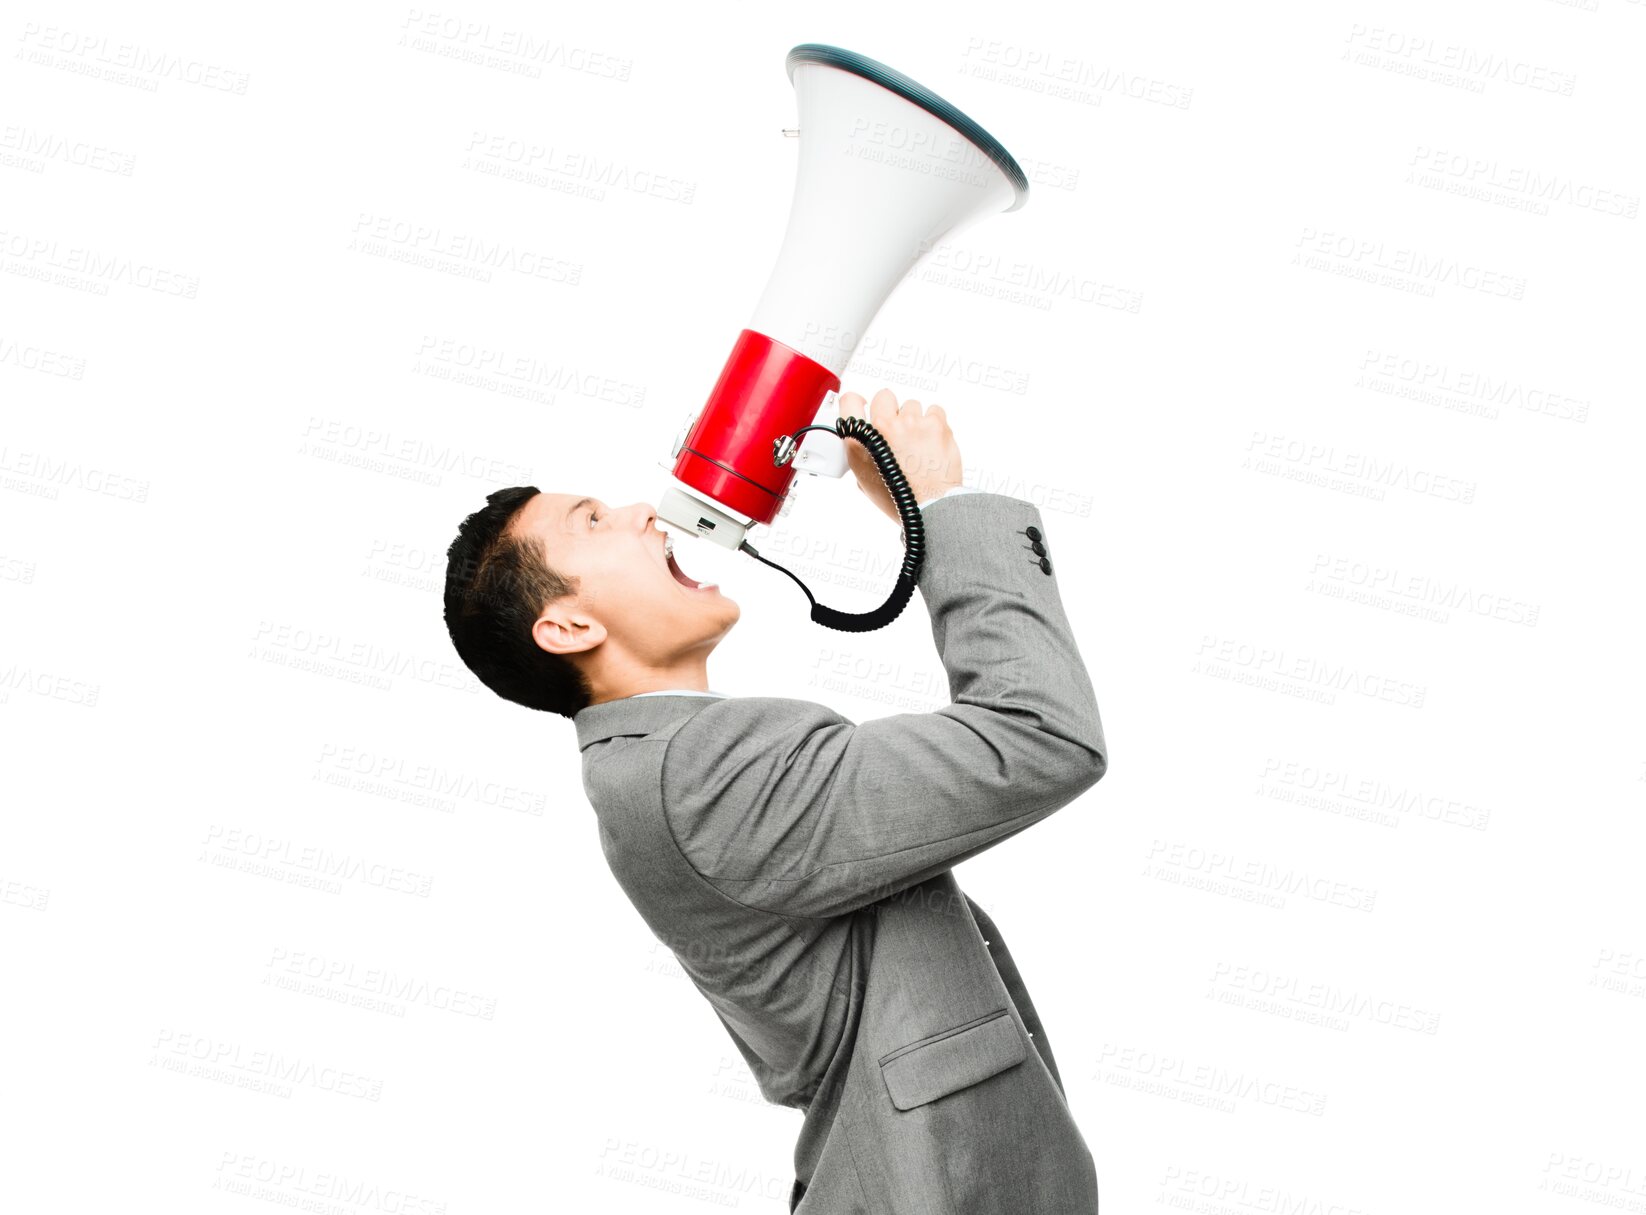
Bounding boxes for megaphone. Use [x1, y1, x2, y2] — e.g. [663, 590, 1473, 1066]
[656, 43, 1029, 632]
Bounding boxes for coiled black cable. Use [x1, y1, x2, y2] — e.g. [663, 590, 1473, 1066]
[737, 415, 926, 633]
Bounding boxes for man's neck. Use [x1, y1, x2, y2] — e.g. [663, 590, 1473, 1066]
[585, 665, 714, 706]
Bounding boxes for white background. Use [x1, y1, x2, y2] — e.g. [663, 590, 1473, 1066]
[4, 2, 1643, 1212]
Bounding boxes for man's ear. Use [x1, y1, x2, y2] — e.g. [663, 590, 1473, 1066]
[532, 600, 606, 657]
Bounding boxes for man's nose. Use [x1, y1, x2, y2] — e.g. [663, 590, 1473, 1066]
[622, 501, 659, 531]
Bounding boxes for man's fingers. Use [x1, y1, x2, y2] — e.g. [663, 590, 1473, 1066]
[842, 391, 947, 428]
[870, 388, 900, 429]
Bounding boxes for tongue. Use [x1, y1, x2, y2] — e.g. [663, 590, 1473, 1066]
[669, 554, 706, 590]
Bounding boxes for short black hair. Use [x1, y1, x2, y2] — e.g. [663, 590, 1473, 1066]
[444, 486, 593, 718]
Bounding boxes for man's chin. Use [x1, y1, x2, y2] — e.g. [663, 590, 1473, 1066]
[672, 583, 738, 626]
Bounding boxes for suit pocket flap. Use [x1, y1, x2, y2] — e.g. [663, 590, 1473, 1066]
[879, 1008, 1027, 1111]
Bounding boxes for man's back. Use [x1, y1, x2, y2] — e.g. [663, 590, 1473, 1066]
[576, 491, 1107, 1213]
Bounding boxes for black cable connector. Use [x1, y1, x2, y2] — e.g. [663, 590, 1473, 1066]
[737, 416, 926, 633]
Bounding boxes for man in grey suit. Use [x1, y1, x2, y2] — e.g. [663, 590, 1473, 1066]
[443, 389, 1108, 1213]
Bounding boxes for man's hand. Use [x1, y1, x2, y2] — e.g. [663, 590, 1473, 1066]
[838, 389, 965, 524]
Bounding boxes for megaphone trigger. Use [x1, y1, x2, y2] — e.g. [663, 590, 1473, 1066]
[788, 426, 847, 479]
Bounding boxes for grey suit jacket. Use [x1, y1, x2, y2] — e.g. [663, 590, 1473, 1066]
[574, 491, 1108, 1213]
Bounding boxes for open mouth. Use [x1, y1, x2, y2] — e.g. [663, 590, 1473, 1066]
[663, 533, 718, 594]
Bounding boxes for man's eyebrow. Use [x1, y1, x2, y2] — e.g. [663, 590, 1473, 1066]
[564, 497, 594, 525]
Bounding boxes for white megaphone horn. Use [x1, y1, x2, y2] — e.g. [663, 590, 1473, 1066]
[657, 43, 1028, 631]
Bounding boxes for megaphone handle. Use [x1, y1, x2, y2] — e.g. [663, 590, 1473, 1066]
[736, 417, 926, 633]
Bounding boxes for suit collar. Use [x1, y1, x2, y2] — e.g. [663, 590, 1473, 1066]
[574, 693, 722, 751]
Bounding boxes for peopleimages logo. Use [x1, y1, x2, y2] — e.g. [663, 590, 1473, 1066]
[1294, 227, 1525, 299]
[1409, 148, 1637, 218]
[0, 124, 136, 174]
[1342, 25, 1576, 96]
[959, 38, 1194, 109]
[212, 1153, 447, 1215]
[16, 23, 252, 94]
[201, 824, 436, 897]
[0, 230, 200, 298]
[397, 10, 632, 81]
[150, 1030, 383, 1100]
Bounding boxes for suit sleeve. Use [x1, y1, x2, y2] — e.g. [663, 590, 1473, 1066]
[659, 491, 1107, 920]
